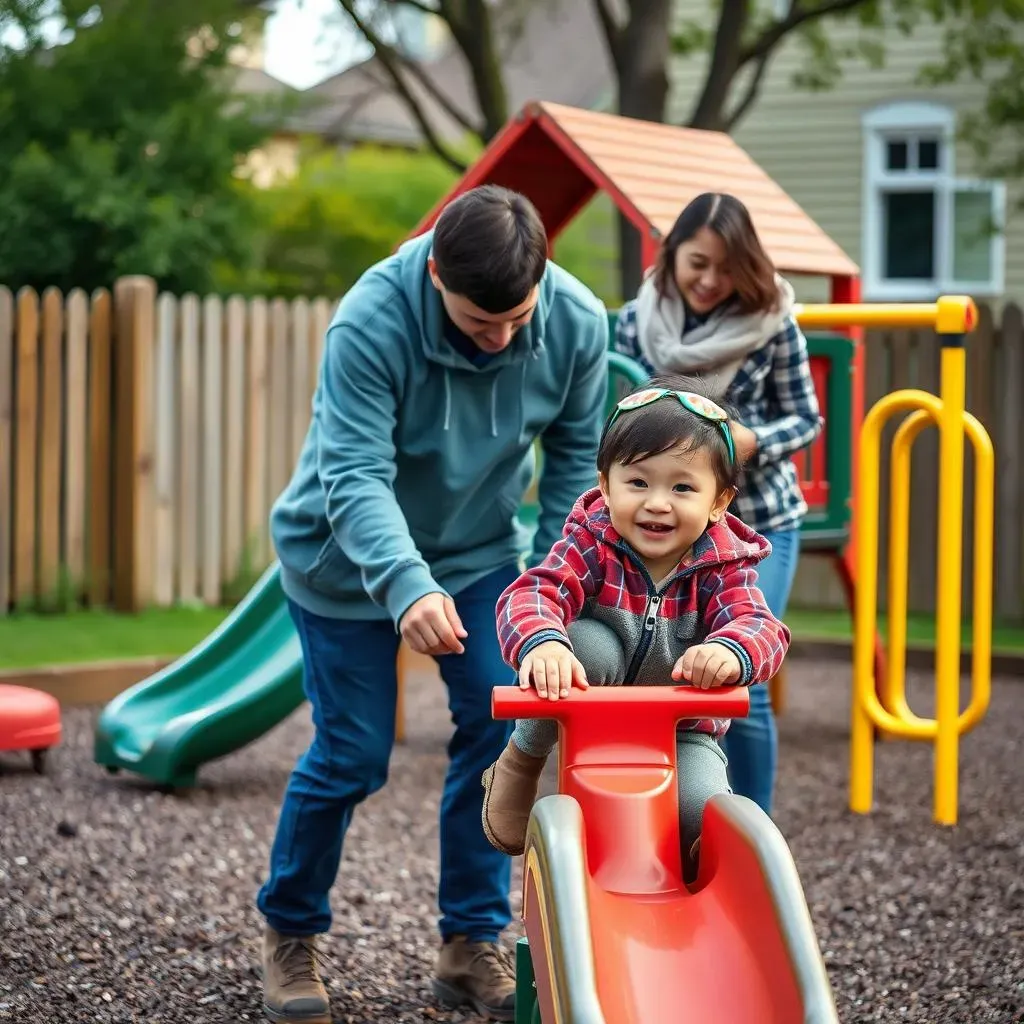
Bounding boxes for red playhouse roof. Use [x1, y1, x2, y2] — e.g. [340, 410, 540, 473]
[410, 101, 859, 281]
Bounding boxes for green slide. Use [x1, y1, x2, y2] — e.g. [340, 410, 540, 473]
[93, 563, 305, 788]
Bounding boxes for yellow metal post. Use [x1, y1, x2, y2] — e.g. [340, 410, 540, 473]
[933, 338, 966, 825]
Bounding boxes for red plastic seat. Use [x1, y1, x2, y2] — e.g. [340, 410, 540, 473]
[0, 684, 62, 773]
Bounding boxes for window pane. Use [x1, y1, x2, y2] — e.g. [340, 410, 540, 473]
[883, 191, 935, 280]
[952, 188, 994, 283]
[917, 137, 940, 170]
[886, 140, 909, 171]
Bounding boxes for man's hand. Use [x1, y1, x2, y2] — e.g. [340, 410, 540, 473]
[400, 593, 467, 656]
[728, 420, 758, 463]
[672, 643, 743, 689]
[519, 641, 589, 701]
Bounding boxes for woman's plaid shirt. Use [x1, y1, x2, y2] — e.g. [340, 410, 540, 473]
[613, 299, 824, 534]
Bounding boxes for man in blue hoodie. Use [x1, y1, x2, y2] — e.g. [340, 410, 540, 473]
[257, 185, 609, 1023]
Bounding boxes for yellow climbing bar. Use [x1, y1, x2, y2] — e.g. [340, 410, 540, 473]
[793, 295, 978, 333]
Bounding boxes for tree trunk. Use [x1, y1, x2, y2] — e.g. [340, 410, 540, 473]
[686, 0, 751, 131]
[613, 0, 672, 301]
[448, 0, 510, 141]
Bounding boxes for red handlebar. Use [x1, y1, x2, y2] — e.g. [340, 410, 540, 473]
[492, 685, 750, 721]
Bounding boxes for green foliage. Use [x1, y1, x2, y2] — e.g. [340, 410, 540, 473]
[0, 0, 287, 293]
[216, 142, 462, 298]
[216, 140, 624, 306]
[550, 193, 622, 308]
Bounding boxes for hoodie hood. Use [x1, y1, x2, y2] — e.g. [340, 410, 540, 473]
[566, 486, 771, 571]
[393, 229, 549, 373]
[385, 229, 551, 437]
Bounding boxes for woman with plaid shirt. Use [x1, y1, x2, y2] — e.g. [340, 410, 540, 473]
[612, 192, 822, 816]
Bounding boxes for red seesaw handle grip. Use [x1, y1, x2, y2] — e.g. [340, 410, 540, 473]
[491, 685, 749, 722]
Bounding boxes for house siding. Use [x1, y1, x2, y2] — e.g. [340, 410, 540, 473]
[668, 6, 1023, 303]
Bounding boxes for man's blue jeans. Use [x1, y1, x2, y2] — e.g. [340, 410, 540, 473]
[257, 564, 519, 942]
[720, 527, 800, 816]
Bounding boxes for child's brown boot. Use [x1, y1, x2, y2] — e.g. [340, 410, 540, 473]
[480, 739, 546, 856]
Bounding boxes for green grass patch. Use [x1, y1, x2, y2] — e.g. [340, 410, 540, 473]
[786, 606, 1024, 654]
[0, 606, 232, 670]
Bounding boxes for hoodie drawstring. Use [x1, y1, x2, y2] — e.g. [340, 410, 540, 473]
[442, 345, 539, 436]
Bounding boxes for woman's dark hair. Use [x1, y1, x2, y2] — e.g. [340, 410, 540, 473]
[653, 192, 778, 315]
[432, 185, 548, 313]
[597, 373, 742, 491]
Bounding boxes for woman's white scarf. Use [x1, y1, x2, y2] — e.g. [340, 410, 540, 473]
[635, 271, 796, 390]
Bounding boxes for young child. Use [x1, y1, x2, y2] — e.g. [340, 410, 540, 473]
[480, 373, 791, 875]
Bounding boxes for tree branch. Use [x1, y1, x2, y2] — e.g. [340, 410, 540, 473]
[724, 50, 771, 129]
[391, 42, 485, 136]
[740, 0, 872, 65]
[335, 0, 468, 171]
[386, 0, 441, 17]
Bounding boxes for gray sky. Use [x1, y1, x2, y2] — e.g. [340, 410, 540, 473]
[264, 0, 367, 88]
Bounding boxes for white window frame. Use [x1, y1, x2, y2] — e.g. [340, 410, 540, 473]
[860, 100, 1006, 301]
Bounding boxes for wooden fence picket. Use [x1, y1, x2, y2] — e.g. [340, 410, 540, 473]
[0, 287, 12, 615]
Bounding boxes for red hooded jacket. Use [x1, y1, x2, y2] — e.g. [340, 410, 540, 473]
[495, 488, 791, 738]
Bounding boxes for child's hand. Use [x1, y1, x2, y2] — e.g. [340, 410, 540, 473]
[672, 643, 742, 689]
[519, 641, 589, 700]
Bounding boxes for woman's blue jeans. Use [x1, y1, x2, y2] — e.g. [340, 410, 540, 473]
[719, 527, 800, 816]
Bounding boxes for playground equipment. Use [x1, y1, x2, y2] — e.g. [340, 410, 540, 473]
[792, 296, 993, 827]
[93, 564, 304, 787]
[0, 683, 62, 774]
[492, 685, 839, 1024]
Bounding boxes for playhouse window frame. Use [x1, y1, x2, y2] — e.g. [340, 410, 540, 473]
[861, 101, 1006, 301]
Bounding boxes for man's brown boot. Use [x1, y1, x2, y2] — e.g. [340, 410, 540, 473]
[480, 739, 547, 856]
[432, 936, 516, 1021]
[261, 926, 331, 1024]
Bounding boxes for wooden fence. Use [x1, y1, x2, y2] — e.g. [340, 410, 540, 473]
[0, 278, 333, 613]
[1, 279, 1022, 623]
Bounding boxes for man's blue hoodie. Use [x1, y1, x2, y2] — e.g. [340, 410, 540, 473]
[270, 229, 610, 625]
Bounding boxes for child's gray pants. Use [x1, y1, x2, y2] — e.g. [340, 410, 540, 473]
[510, 617, 732, 855]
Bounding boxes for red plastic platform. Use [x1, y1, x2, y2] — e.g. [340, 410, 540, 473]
[0, 684, 62, 773]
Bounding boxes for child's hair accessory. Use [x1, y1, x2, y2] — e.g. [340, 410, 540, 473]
[605, 387, 736, 465]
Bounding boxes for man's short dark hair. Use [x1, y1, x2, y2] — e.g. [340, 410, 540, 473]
[431, 185, 548, 314]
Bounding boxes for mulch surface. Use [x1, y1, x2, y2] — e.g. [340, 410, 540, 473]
[0, 659, 1021, 1023]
